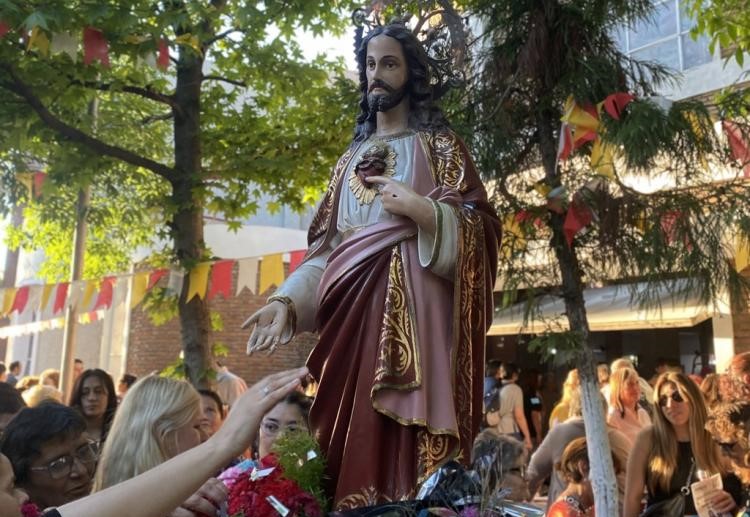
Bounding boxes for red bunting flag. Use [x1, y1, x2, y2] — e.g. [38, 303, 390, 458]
[93, 276, 115, 310]
[83, 27, 110, 67]
[53, 282, 69, 314]
[10, 286, 29, 314]
[148, 268, 169, 290]
[563, 198, 593, 247]
[723, 120, 750, 177]
[157, 38, 169, 71]
[288, 250, 306, 274]
[602, 92, 635, 120]
[32, 171, 45, 198]
[557, 123, 573, 162]
[0, 21, 9, 39]
[660, 210, 681, 245]
[207, 260, 235, 301]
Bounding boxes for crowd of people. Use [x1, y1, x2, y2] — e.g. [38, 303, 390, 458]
[3, 351, 750, 516]
[483, 354, 750, 516]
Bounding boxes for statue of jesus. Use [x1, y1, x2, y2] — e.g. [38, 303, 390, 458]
[244, 22, 501, 510]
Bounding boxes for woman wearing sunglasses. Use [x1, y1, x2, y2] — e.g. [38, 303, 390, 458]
[624, 372, 741, 517]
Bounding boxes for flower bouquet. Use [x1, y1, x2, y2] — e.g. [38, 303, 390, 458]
[227, 431, 327, 517]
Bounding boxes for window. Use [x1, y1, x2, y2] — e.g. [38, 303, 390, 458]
[615, 0, 712, 71]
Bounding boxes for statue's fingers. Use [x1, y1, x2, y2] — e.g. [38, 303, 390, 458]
[241, 312, 260, 329]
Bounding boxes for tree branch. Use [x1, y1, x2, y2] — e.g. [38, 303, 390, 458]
[68, 77, 176, 107]
[202, 74, 247, 88]
[1, 65, 176, 182]
[204, 28, 243, 46]
[141, 112, 174, 125]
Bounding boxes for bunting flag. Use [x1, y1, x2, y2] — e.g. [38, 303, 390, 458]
[130, 272, 150, 309]
[157, 38, 169, 71]
[25, 286, 41, 314]
[93, 276, 115, 310]
[590, 138, 615, 179]
[10, 286, 29, 314]
[174, 33, 202, 55]
[166, 270, 185, 297]
[27, 27, 50, 56]
[0, 21, 9, 39]
[32, 172, 46, 198]
[660, 211, 681, 245]
[40, 284, 55, 311]
[602, 92, 635, 120]
[735, 237, 750, 272]
[723, 120, 750, 177]
[288, 250, 306, 274]
[557, 92, 635, 179]
[208, 260, 235, 301]
[501, 214, 527, 259]
[53, 282, 69, 314]
[50, 32, 78, 60]
[148, 268, 169, 290]
[258, 254, 284, 294]
[2, 288, 17, 316]
[83, 27, 110, 67]
[236, 257, 259, 295]
[563, 197, 593, 247]
[187, 263, 211, 301]
[80, 280, 98, 310]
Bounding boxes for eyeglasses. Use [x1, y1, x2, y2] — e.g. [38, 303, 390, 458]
[29, 441, 98, 479]
[260, 420, 302, 437]
[658, 391, 685, 407]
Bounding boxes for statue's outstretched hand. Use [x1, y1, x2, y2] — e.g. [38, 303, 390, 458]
[243, 300, 288, 355]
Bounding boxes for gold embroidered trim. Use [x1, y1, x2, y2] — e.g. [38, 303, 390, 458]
[372, 245, 421, 392]
[348, 140, 397, 205]
[426, 198, 442, 270]
[266, 295, 297, 337]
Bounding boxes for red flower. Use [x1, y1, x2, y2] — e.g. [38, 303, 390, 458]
[226, 454, 321, 517]
[21, 502, 41, 517]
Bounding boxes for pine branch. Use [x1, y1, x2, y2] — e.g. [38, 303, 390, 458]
[1, 64, 176, 182]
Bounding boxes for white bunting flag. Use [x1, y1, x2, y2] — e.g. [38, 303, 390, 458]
[50, 32, 78, 60]
[236, 257, 259, 295]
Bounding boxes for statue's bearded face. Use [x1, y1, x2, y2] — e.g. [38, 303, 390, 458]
[365, 34, 408, 113]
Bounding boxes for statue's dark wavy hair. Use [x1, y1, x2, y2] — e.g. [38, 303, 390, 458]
[353, 23, 449, 143]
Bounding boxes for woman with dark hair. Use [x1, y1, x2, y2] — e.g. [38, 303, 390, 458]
[220, 391, 313, 489]
[69, 369, 117, 448]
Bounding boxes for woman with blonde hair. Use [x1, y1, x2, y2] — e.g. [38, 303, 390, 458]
[549, 369, 579, 429]
[623, 372, 740, 517]
[607, 367, 650, 445]
[94, 375, 223, 516]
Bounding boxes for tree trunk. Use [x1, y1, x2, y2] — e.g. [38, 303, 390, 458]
[172, 49, 212, 388]
[537, 106, 619, 515]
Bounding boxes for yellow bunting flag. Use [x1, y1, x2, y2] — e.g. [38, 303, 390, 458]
[28, 27, 50, 56]
[258, 254, 284, 294]
[130, 272, 149, 309]
[590, 137, 616, 180]
[187, 262, 211, 301]
[40, 284, 55, 311]
[174, 33, 202, 55]
[2, 288, 16, 316]
[501, 214, 527, 260]
[735, 237, 750, 272]
[80, 280, 97, 310]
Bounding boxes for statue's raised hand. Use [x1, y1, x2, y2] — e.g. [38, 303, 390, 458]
[243, 300, 288, 355]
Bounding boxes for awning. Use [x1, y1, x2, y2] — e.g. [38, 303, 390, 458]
[489, 281, 714, 335]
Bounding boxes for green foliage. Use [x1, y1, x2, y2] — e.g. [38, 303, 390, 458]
[686, 0, 750, 66]
[272, 430, 328, 512]
[528, 331, 585, 366]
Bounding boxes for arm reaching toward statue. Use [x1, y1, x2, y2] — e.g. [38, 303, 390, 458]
[243, 300, 288, 355]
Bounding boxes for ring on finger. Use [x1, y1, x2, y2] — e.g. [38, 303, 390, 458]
[262, 385, 270, 396]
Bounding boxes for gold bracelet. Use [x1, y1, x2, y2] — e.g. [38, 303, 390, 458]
[267, 295, 297, 336]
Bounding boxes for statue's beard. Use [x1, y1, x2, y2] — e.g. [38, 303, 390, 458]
[367, 83, 407, 114]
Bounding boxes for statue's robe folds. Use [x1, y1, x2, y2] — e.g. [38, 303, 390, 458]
[271, 130, 501, 509]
